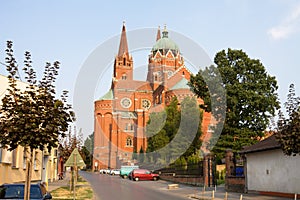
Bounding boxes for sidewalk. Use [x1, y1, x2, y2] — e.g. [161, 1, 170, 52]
[189, 185, 294, 200]
[47, 173, 70, 192]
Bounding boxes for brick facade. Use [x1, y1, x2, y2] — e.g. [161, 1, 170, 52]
[93, 23, 213, 170]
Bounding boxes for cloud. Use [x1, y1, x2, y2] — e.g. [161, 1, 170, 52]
[268, 3, 300, 40]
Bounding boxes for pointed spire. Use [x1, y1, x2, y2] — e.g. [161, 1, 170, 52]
[118, 21, 129, 57]
[156, 26, 161, 41]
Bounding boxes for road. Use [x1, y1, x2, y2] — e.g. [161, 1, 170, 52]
[80, 171, 196, 200]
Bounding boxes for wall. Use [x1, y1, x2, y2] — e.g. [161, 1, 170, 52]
[246, 149, 300, 194]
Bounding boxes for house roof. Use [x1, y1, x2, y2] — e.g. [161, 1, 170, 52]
[99, 89, 114, 100]
[240, 135, 281, 154]
[115, 80, 152, 91]
[171, 77, 190, 90]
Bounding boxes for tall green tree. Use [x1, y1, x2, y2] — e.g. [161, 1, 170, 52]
[189, 48, 280, 158]
[276, 84, 300, 156]
[82, 132, 94, 169]
[0, 41, 74, 200]
[146, 97, 203, 165]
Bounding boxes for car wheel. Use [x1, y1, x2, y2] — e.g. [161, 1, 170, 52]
[153, 177, 158, 181]
[134, 177, 139, 181]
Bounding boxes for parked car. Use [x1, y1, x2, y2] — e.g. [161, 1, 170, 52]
[131, 169, 159, 181]
[110, 169, 120, 176]
[99, 169, 111, 174]
[128, 171, 133, 180]
[0, 183, 52, 199]
[120, 165, 139, 178]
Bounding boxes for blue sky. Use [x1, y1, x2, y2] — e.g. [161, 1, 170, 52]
[1, 0, 300, 139]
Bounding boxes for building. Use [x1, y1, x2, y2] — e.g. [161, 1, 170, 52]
[93, 23, 213, 170]
[0, 74, 58, 185]
[240, 135, 300, 197]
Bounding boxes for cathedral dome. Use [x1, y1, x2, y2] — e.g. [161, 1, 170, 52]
[152, 27, 179, 53]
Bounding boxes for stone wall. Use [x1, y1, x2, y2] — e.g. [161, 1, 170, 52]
[159, 174, 204, 186]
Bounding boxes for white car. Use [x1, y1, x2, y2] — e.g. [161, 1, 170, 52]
[110, 169, 120, 175]
[99, 169, 110, 174]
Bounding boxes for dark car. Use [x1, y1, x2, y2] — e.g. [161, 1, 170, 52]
[131, 169, 159, 181]
[0, 183, 52, 200]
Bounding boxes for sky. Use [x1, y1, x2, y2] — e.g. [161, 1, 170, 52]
[1, 0, 300, 139]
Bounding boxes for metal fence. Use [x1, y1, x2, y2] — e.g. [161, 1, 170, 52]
[155, 162, 204, 176]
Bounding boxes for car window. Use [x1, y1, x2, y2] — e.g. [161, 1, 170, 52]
[0, 185, 24, 198]
[0, 185, 43, 199]
[30, 185, 43, 198]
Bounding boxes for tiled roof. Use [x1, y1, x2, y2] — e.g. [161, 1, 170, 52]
[99, 89, 114, 100]
[240, 135, 281, 154]
[115, 80, 152, 91]
[171, 78, 190, 90]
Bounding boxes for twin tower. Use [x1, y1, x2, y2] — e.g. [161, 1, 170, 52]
[93, 23, 211, 170]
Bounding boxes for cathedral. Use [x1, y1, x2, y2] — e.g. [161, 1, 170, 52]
[93, 23, 212, 170]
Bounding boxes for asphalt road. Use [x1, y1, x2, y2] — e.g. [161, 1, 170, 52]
[79, 171, 196, 200]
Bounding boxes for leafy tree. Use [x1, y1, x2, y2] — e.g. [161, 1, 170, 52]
[189, 48, 280, 158]
[84, 132, 94, 155]
[276, 84, 300, 156]
[59, 127, 83, 162]
[82, 132, 94, 168]
[0, 41, 74, 200]
[146, 97, 203, 164]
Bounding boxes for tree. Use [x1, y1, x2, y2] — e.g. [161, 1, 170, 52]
[146, 97, 203, 165]
[0, 41, 74, 200]
[82, 132, 94, 169]
[189, 48, 280, 158]
[276, 84, 300, 156]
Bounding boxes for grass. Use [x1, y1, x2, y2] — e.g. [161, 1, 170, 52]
[51, 176, 94, 200]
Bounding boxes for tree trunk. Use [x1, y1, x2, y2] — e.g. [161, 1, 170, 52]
[24, 148, 34, 200]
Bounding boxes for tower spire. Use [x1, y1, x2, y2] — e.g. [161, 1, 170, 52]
[156, 26, 161, 41]
[118, 21, 129, 57]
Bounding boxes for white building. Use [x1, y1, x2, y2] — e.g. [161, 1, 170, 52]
[241, 135, 300, 196]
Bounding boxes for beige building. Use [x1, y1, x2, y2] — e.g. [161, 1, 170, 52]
[0, 74, 58, 185]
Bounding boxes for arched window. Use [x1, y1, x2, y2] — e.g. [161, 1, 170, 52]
[123, 57, 126, 65]
[122, 74, 127, 80]
[126, 137, 133, 147]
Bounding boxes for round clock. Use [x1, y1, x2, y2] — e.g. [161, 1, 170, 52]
[142, 99, 151, 109]
[121, 97, 132, 108]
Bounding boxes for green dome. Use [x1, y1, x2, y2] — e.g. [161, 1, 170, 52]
[152, 29, 179, 52]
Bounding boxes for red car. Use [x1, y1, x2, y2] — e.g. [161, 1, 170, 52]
[131, 169, 159, 181]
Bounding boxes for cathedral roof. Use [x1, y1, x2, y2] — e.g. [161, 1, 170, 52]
[118, 22, 129, 57]
[152, 26, 179, 52]
[99, 89, 114, 100]
[114, 80, 152, 91]
[171, 77, 190, 90]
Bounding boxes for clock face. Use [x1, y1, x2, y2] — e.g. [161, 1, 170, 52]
[167, 70, 173, 78]
[142, 99, 151, 109]
[121, 97, 132, 108]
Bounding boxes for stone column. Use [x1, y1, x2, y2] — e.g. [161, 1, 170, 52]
[225, 149, 234, 190]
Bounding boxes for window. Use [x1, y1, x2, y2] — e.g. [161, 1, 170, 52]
[122, 74, 127, 80]
[125, 123, 134, 131]
[126, 137, 133, 147]
[23, 148, 27, 169]
[123, 58, 126, 65]
[12, 148, 18, 168]
[34, 151, 38, 170]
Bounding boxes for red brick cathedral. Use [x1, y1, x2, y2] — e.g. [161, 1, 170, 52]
[93, 23, 212, 170]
